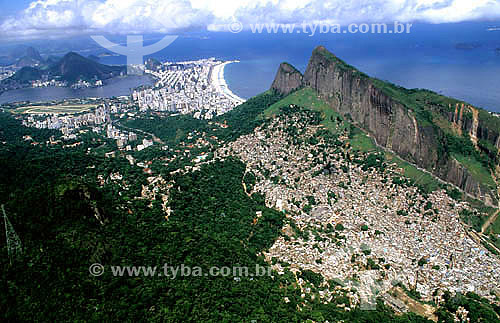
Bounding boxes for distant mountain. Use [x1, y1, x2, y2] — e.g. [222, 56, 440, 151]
[10, 66, 43, 82]
[15, 46, 44, 67]
[47, 52, 125, 83]
[0, 46, 44, 66]
[87, 55, 100, 62]
[0, 66, 43, 89]
[24, 47, 42, 62]
[16, 57, 42, 68]
[45, 55, 61, 65]
[7, 45, 33, 60]
[1, 52, 126, 90]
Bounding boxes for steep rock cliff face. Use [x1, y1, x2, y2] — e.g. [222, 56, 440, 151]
[476, 119, 500, 150]
[270, 63, 303, 96]
[446, 103, 500, 149]
[271, 46, 498, 204]
[301, 48, 440, 170]
[442, 158, 495, 206]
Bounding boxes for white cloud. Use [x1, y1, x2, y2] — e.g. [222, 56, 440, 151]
[0, 0, 212, 39]
[1, 0, 500, 39]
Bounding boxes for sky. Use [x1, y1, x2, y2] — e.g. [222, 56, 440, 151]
[1, 0, 500, 40]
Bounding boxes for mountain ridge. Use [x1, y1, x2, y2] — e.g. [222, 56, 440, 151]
[2, 52, 126, 88]
[47, 52, 125, 83]
[271, 45, 499, 205]
[15, 46, 44, 68]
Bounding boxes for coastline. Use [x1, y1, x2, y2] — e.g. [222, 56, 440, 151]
[211, 61, 246, 104]
[0, 75, 153, 105]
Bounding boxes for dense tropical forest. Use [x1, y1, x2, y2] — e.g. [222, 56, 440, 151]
[1, 92, 499, 322]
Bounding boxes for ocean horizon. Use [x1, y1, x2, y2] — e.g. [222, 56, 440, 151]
[1, 21, 500, 112]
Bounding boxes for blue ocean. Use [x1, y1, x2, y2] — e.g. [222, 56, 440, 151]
[1, 21, 500, 112]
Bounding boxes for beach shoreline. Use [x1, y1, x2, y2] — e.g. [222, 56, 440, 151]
[211, 61, 246, 105]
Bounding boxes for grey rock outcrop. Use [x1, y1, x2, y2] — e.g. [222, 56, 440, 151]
[271, 62, 303, 96]
[271, 46, 499, 204]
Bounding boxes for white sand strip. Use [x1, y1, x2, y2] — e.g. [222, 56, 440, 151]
[211, 61, 246, 104]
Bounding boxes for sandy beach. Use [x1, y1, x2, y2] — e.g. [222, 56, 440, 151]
[211, 61, 246, 104]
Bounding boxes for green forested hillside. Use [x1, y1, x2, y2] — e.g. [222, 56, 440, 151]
[1, 95, 499, 322]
